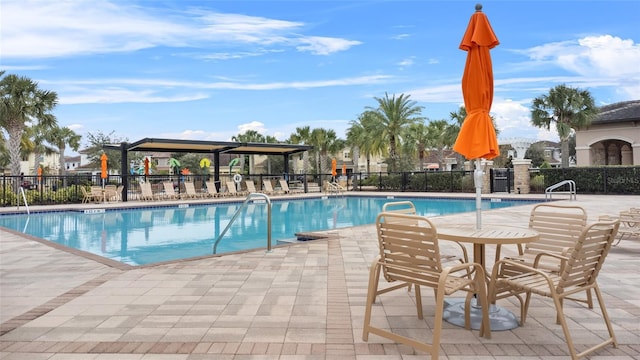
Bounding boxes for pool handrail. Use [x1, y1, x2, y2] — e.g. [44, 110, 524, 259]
[213, 192, 272, 254]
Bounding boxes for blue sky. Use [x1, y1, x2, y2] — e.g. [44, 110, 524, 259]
[2, 0, 639, 152]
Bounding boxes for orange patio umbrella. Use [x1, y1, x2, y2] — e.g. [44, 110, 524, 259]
[453, 4, 499, 161]
[453, 4, 499, 230]
[331, 159, 337, 178]
[100, 153, 108, 181]
[342, 163, 346, 176]
[37, 166, 42, 184]
[144, 157, 150, 176]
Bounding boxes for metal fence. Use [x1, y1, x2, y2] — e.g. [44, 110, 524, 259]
[2, 166, 638, 207]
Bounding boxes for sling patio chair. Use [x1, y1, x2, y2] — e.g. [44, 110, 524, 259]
[492, 204, 590, 319]
[244, 180, 261, 194]
[262, 179, 282, 195]
[204, 181, 221, 197]
[225, 181, 248, 197]
[183, 182, 203, 199]
[162, 181, 179, 200]
[488, 218, 620, 360]
[362, 212, 490, 359]
[139, 182, 157, 201]
[279, 179, 303, 194]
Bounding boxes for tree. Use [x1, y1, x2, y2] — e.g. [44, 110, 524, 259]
[402, 121, 431, 171]
[289, 126, 312, 174]
[346, 111, 384, 174]
[309, 128, 344, 175]
[0, 73, 58, 176]
[46, 126, 81, 176]
[84, 131, 127, 172]
[524, 143, 546, 168]
[531, 84, 597, 168]
[367, 93, 423, 172]
[425, 120, 452, 170]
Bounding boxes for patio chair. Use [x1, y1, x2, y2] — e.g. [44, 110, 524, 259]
[80, 186, 96, 203]
[204, 181, 221, 197]
[279, 179, 303, 194]
[600, 208, 640, 245]
[90, 186, 104, 203]
[183, 182, 202, 199]
[262, 179, 282, 195]
[225, 181, 248, 197]
[104, 184, 118, 202]
[139, 182, 156, 201]
[488, 218, 620, 360]
[244, 180, 260, 194]
[492, 204, 589, 319]
[362, 212, 490, 358]
[162, 181, 179, 200]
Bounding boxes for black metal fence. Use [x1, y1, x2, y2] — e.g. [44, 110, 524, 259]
[2, 166, 638, 207]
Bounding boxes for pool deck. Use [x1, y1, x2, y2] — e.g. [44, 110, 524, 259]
[1, 192, 639, 359]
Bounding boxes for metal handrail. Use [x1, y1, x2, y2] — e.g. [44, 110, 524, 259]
[213, 193, 272, 254]
[545, 180, 577, 200]
[18, 187, 30, 214]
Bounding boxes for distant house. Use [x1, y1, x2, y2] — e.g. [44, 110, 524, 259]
[575, 100, 640, 166]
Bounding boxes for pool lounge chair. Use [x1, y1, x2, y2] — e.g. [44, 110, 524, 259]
[244, 180, 261, 194]
[262, 180, 282, 195]
[279, 179, 303, 194]
[600, 208, 640, 245]
[225, 181, 248, 197]
[139, 182, 156, 201]
[183, 182, 203, 199]
[162, 181, 179, 200]
[204, 181, 221, 197]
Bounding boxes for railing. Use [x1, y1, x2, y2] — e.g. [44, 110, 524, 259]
[212, 193, 272, 254]
[545, 180, 577, 200]
[18, 187, 30, 214]
[325, 181, 345, 195]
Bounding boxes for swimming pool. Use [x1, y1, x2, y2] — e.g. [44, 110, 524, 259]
[0, 196, 538, 266]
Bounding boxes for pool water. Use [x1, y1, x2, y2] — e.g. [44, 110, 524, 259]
[0, 196, 536, 266]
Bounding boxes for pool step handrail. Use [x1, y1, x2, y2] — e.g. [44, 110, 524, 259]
[18, 186, 30, 214]
[213, 193, 272, 254]
[545, 179, 577, 201]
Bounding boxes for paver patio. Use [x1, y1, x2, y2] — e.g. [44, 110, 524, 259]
[1, 193, 639, 359]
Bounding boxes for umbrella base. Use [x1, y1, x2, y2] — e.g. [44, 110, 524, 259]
[443, 297, 519, 331]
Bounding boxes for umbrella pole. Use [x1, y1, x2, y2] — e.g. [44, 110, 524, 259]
[474, 158, 483, 230]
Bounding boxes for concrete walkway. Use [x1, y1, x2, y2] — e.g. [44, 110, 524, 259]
[1, 193, 639, 359]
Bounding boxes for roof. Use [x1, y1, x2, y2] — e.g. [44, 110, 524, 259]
[594, 100, 640, 124]
[105, 138, 313, 156]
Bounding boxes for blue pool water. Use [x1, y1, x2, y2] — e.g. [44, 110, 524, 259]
[0, 196, 538, 266]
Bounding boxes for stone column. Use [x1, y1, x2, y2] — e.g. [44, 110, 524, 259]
[512, 159, 532, 194]
[481, 160, 493, 194]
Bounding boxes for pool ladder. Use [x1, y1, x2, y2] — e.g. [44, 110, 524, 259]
[213, 193, 272, 254]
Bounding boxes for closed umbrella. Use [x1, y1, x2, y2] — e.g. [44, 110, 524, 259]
[100, 153, 108, 186]
[342, 163, 346, 176]
[144, 157, 150, 176]
[452, 4, 499, 229]
[331, 159, 337, 179]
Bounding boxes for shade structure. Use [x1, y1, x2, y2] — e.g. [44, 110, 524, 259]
[144, 157, 150, 176]
[453, 4, 499, 230]
[453, 4, 500, 161]
[331, 159, 337, 177]
[100, 153, 108, 179]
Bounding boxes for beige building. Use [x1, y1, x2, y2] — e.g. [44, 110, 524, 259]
[575, 100, 640, 166]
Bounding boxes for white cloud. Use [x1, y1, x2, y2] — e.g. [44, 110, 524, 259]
[238, 121, 267, 134]
[1, 0, 360, 59]
[397, 57, 415, 68]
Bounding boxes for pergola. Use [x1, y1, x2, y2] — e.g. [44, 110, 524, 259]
[106, 138, 312, 201]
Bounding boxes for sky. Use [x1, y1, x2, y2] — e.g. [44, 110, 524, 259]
[2, 0, 639, 153]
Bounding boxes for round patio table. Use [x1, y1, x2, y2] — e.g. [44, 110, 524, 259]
[437, 225, 539, 331]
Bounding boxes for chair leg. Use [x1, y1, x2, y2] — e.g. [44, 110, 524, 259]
[593, 284, 618, 347]
[363, 261, 381, 341]
[414, 285, 423, 320]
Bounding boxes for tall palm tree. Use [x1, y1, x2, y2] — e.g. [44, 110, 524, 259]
[289, 126, 312, 174]
[0, 73, 58, 176]
[367, 93, 423, 172]
[426, 119, 452, 169]
[531, 84, 597, 167]
[403, 121, 431, 170]
[309, 128, 344, 174]
[46, 126, 81, 176]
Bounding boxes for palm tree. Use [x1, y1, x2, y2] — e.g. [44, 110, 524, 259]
[531, 84, 597, 167]
[0, 73, 58, 176]
[289, 126, 312, 174]
[309, 128, 344, 175]
[426, 119, 452, 169]
[367, 93, 424, 172]
[403, 121, 431, 171]
[46, 126, 81, 176]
